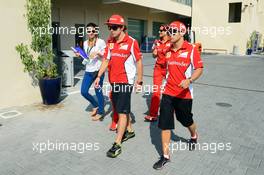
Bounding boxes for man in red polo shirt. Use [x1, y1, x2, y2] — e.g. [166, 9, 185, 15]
[94, 14, 143, 158]
[145, 24, 171, 121]
[153, 21, 203, 170]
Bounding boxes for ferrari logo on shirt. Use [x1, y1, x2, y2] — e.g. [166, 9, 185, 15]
[109, 43, 114, 49]
[166, 52, 171, 58]
[178, 52, 188, 58]
[119, 44, 128, 50]
[178, 50, 182, 55]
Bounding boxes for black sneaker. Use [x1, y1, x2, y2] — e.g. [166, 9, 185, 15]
[121, 130, 135, 143]
[106, 143, 122, 158]
[188, 137, 198, 151]
[153, 156, 170, 170]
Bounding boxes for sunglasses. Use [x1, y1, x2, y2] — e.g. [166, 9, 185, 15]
[159, 29, 166, 33]
[168, 28, 180, 36]
[87, 30, 96, 34]
[108, 25, 121, 31]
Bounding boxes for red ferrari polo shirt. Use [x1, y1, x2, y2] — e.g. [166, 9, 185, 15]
[153, 39, 171, 67]
[163, 41, 203, 99]
[104, 33, 142, 84]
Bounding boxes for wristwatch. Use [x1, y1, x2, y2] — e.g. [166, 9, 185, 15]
[137, 81, 143, 85]
[188, 78, 193, 83]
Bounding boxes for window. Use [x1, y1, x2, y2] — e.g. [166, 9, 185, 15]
[152, 22, 164, 37]
[228, 2, 242, 23]
[172, 0, 192, 7]
[127, 18, 146, 45]
[75, 24, 85, 49]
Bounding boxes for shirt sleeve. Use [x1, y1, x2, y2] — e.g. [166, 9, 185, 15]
[131, 40, 142, 62]
[191, 46, 203, 69]
[83, 40, 88, 54]
[98, 39, 106, 55]
[152, 39, 158, 50]
[103, 43, 111, 60]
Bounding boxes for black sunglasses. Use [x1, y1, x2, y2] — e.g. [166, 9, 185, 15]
[87, 30, 96, 34]
[108, 25, 121, 31]
[168, 28, 179, 36]
[159, 29, 166, 33]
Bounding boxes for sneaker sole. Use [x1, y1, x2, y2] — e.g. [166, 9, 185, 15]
[109, 128, 117, 131]
[106, 149, 121, 158]
[153, 160, 170, 170]
[122, 134, 135, 143]
[189, 142, 197, 151]
[144, 118, 158, 122]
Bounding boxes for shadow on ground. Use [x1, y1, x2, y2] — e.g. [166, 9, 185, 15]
[149, 122, 189, 156]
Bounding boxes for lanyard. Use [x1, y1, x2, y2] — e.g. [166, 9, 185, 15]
[86, 38, 97, 57]
[86, 46, 94, 57]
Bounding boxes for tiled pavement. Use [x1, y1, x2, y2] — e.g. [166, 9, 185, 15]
[0, 54, 264, 175]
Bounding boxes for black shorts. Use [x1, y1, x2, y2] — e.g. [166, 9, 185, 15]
[158, 94, 194, 130]
[111, 83, 133, 114]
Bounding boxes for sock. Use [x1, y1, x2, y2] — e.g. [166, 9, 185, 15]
[127, 128, 134, 133]
[191, 133, 197, 139]
[115, 142, 121, 146]
[163, 154, 170, 159]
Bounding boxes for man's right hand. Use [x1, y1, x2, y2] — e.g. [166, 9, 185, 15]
[153, 49, 158, 57]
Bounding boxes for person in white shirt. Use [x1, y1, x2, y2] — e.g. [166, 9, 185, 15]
[76, 23, 106, 121]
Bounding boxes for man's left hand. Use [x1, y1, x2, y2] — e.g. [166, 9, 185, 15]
[135, 80, 143, 93]
[178, 79, 191, 89]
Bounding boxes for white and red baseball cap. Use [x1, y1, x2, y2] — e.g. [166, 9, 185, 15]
[105, 14, 125, 26]
[169, 21, 187, 35]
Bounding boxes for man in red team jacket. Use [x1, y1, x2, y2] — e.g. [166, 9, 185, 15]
[145, 24, 171, 121]
[95, 14, 143, 158]
[153, 21, 203, 170]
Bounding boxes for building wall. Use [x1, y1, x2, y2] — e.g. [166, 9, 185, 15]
[120, 0, 192, 17]
[192, 0, 264, 55]
[0, 0, 187, 108]
[0, 0, 41, 108]
[52, 0, 182, 50]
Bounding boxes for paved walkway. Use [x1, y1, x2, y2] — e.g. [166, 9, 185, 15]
[0, 54, 264, 175]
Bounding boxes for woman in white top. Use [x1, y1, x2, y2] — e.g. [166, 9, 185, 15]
[76, 23, 106, 121]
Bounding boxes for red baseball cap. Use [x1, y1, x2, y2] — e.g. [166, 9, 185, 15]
[169, 21, 187, 34]
[105, 14, 125, 26]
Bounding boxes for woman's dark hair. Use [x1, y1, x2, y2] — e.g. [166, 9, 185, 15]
[86, 22, 99, 37]
[86, 22, 98, 28]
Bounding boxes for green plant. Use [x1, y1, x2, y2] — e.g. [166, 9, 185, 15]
[246, 40, 252, 49]
[15, 0, 57, 79]
[246, 31, 257, 50]
[250, 31, 258, 43]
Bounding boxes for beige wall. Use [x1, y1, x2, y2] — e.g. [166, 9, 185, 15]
[120, 0, 191, 17]
[52, 0, 181, 50]
[192, 0, 264, 55]
[0, 0, 41, 108]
